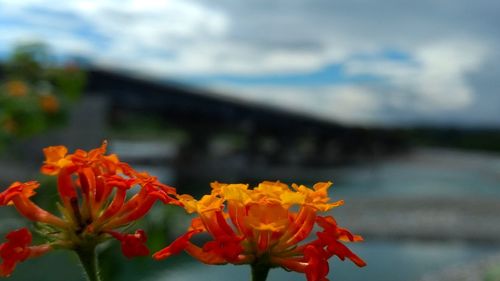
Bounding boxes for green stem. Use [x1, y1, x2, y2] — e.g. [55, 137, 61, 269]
[251, 264, 270, 281]
[76, 245, 102, 281]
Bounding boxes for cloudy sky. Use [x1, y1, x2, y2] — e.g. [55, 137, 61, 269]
[1, 0, 499, 127]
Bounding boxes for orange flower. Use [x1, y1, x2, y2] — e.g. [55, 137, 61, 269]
[1, 117, 17, 135]
[0, 142, 180, 277]
[0, 228, 51, 277]
[0, 181, 65, 227]
[154, 181, 365, 281]
[39, 95, 59, 113]
[4, 80, 28, 97]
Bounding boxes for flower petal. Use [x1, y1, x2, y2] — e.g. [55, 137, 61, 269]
[153, 229, 200, 260]
[109, 230, 149, 259]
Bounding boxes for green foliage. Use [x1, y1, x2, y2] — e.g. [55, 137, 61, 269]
[0, 43, 86, 150]
[484, 264, 500, 281]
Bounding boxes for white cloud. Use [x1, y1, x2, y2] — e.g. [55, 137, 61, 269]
[208, 84, 382, 126]
[0, 0, 230, 74]
[345, 40, 489, 112]
[203, 40, 490, 126]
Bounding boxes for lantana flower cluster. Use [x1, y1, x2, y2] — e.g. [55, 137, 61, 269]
[0, 142, 180, 277]
[154, 181, 365, 281]
[0, 143, 365, 281]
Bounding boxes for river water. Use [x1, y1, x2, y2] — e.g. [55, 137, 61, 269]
[329, 148, 500, 199]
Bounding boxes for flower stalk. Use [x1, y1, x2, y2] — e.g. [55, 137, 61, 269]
[76, 244, 101, 281]
[251, 264, 270, 281]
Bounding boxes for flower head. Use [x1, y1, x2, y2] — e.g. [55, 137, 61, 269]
[154, 181, 365, 281]
[0, 142, 180, 277]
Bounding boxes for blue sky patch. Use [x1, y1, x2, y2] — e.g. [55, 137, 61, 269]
[182, 63, 380, 86]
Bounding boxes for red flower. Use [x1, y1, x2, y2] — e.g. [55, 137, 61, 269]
[314, 216, 366, 267]
[0, 228, 51, 277]
[107, 230, 149, 258]
[304, 246, 330, 281]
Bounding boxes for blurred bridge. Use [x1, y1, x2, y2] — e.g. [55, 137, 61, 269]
[86, 68, 407, 169]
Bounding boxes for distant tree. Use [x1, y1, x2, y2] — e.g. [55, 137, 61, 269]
[0, 42, 86, 151]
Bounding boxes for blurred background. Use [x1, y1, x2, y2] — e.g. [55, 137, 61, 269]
[1, 1, 500, 281]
